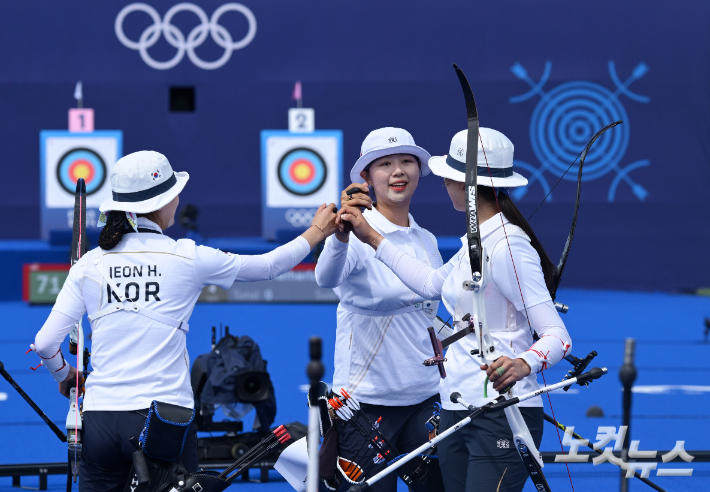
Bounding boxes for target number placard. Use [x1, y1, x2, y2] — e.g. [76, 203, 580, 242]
[40, 130, 122, 239]
[261, 130, 342, 240]
[288, 108, 315, 133]
[68, 108, 95, 132]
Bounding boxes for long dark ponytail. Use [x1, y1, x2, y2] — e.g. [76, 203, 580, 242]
[478, 186, 556, 296]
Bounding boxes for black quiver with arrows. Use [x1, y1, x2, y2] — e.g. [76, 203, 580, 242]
[311, 382, 444, 492]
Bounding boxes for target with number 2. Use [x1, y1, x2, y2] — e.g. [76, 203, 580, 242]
[261, 130, 342, 239]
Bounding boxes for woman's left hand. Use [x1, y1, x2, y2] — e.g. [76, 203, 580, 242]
[480, 357, 531, 392]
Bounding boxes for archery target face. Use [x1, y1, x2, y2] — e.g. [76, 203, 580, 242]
[56, 148, 106, 195]
[43, 134, 119, 208]
[278, 148, 327, 196]
[265, 135, 339, 207]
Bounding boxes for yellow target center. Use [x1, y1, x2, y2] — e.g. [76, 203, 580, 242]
[293, 163, 312, 181]
[73, 163, 91, 180]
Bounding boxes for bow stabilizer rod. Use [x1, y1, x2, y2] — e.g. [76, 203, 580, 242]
[0, 360, 67, 442]
[347, 368, 607, 491]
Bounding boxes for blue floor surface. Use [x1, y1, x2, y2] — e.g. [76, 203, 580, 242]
[1, 287, 709, 490]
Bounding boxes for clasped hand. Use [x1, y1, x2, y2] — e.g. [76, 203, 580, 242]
[310, 202, 340, 236]
[335, 183, 382, 247]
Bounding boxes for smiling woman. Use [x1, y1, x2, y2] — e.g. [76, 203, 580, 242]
[314, 128, 446, 491]
[363, 153, 420, 207]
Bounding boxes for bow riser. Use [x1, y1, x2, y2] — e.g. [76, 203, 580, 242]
[453, 64, 498, 363]
[472, 251, 497, 365]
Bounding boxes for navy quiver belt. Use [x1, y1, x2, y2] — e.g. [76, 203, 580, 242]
[140, 401, 195, 461]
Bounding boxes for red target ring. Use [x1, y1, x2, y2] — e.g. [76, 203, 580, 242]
[68, 159, 96, 184]
[289, 158, 316, 184]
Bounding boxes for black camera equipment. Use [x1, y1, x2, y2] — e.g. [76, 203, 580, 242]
[190, 323, 282, 478]
[191, 326, 275, 433]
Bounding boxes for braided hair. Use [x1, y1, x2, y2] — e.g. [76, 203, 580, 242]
[99, 211, 163, 250]
[98, 212, 135, 250]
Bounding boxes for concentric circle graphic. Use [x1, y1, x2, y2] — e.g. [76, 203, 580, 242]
[530, 81, 629, 181]
[277, 148, 327, 196]
[56, 148, 107, 195]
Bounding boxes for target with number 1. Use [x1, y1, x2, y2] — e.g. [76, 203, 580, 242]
[40, 130, 122, 239]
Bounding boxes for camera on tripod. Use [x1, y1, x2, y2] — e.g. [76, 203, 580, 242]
[191, 326, 275, 434]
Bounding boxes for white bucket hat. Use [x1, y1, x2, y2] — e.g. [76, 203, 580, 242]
[428, 128, 528, 188]
[99, 151, 189, 213]
[350, 127, 432, 183]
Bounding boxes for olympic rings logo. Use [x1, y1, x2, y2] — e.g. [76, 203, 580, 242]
[115, 2, 257, 70]
[285, 209, 316, 228]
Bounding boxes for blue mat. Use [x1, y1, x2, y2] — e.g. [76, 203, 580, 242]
[1, 287, 709, 490]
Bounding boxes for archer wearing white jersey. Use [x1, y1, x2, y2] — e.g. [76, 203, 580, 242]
[338, 129, 572, 492]
[315, 128, 444, 491]
[33, 151, 338, 492]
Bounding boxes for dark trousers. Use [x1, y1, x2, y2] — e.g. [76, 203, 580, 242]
[438, 407, 543, 492]
[80, 410, 198, 492]
[335, 394, 440, 492]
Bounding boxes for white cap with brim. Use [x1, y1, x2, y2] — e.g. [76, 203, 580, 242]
[99, 150, 189, 214]
[428, 128, 528, 188]
[350, 127, 432, 183]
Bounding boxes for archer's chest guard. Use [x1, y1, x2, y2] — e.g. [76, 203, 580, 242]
[443, 224, 530, 335]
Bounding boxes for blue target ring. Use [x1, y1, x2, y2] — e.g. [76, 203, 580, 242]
[56, 148, 107, 195]
[530, 81, 629, 181]
[277, 148, 327, 196]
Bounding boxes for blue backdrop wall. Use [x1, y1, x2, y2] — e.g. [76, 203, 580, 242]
[0, 1, 708, 291]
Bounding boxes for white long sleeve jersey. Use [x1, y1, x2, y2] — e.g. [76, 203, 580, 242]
[375, 212, 572, 410]
[315, 207, 443, 406]
[35, 217, 311, 411]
